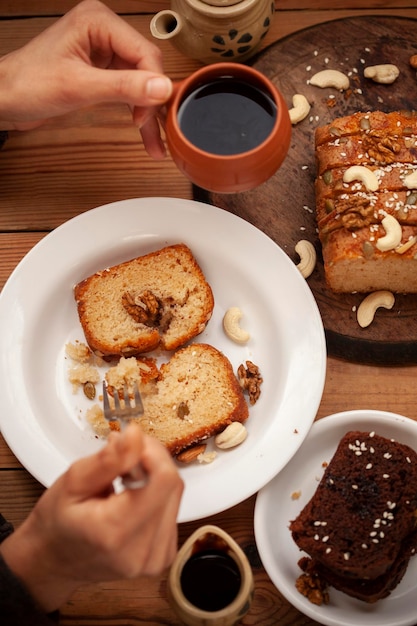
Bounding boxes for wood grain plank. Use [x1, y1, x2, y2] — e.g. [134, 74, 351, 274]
[0, 0, 171, 17]
[316, 357, 417, 421]
[59, 572, 302, 626]
[0, 469, 44, 527]
[0, 436, 24, 469]
[0, 233, 46, 287]
[3, 9, 417, 57]
[2, 0, 417, 18]
[0, 115, 192, 231]
[277, 0, 417, 7]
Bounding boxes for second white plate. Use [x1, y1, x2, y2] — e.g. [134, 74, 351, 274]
[255, 410, 417, 626]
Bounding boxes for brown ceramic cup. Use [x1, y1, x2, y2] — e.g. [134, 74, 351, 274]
[165, 62, 291, 193]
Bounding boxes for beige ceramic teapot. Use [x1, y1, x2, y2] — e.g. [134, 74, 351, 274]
[150, 0, 275, 65]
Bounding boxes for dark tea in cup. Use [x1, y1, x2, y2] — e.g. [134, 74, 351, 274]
[177, 78, 277, 156]
[165, 63, 291, 194]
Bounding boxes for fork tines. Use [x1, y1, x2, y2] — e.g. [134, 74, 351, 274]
[101, 380, 148, 489]
[102, 381, 144, 429]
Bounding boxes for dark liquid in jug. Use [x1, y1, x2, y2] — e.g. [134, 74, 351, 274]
[180, 549, 241, 612]
[178, 78, 277, 155]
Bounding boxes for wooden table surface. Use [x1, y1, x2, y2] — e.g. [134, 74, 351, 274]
[1, 2, 417, 624]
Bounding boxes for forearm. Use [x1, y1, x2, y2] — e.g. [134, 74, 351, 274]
[0, 514, 60, 624]
[0, 53, 19, 130]
[0, 553, 59, 625]
[0, 516, 79, 614]
[0, 51, 36, 130]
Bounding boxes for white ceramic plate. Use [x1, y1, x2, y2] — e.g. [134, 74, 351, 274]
[0, 197, 326, 523]
[255, 410, 417, 626]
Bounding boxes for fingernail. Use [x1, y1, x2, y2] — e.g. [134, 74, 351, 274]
[146, 76, 172, 101]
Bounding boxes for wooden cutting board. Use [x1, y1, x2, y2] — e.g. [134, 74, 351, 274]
[195, 16, 417, 365]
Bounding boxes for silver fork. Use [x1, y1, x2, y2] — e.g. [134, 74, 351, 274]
[102, 381, 148, 489]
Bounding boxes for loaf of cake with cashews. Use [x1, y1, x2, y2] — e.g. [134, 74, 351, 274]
[315, 111, 417, 293]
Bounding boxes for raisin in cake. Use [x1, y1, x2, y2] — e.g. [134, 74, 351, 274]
[290, 430, 417, 603]
[74, 244, 214, 357]
[315, 111, 417, 293]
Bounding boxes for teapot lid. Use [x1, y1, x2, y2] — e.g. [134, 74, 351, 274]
[200, 0, 243, 6]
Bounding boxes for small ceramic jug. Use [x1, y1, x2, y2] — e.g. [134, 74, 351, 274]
[167, 525, 254, 626]
[150, 0, 275, 65]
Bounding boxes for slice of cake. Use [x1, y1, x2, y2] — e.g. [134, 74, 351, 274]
[88, 343, 249, 457]
[290, 430, 417, 603]
[74, 244, 214, 357]
[315, 110, 417, 293]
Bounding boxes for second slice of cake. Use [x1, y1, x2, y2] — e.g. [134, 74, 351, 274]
[290, 430, 417, 603]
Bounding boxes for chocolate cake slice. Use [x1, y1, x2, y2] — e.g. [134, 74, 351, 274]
[290, 430, 417, 603]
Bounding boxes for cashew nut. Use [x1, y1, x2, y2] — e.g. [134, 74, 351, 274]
[215, 422, 247, 449]
[289, 94, 311, 124]
[223, 307, 250, 344]
[343, 165, 379, 191]
[309, 69, 350, 90]
[404, 171, 417, 189]
[295, 240, 316, 278]
[364, 64, 400, 84]
[357, 291, 395, 328]
[376, 214, 403, 251]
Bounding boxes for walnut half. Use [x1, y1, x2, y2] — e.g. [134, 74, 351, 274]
[362, 131, 401, 164]
[295, 572, 329, 606]
[295, 557, 329, 606]
[122, 290, 162, 327]
[237, 360, 262, 405]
